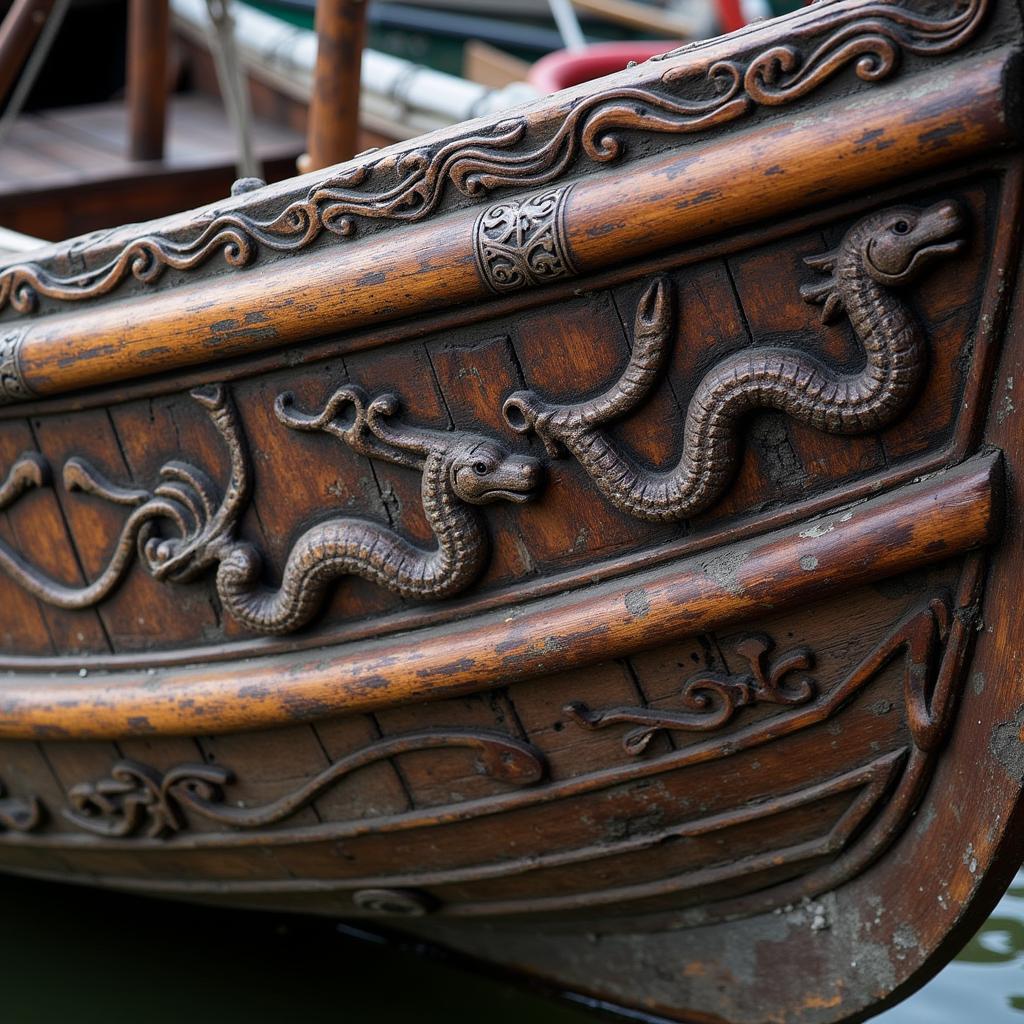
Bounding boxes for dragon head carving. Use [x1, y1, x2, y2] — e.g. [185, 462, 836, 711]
[801, 200, 964, 322]
[449, 438, 542, 505]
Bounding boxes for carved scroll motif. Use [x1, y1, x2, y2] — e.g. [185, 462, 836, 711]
[474, 184, 578, 293]
[13, 581, 975, 859]
[567, 635, 815, 754]
[0, 0, 988, 315]
[503, 201, 964, 521]
[567, 591, 965, 756]
[0, 383, 541, 635]
[63, 731, 545, 839]
[0, 328, 32, 404]
[0, 200, 969, 634]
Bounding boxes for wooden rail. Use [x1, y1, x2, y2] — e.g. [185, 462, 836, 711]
[7, 48, 1017, 403]
[0, 452, 1000, 740]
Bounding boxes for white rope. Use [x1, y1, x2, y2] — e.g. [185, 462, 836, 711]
[548, 0, 587, 50]
[204, 0, 262, 181]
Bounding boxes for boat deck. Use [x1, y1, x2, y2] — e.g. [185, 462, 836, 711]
[0, 94, 304, 243]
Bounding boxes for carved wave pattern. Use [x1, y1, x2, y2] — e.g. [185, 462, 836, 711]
[0, 0, 989, 314]
[63, 730, 546, 839]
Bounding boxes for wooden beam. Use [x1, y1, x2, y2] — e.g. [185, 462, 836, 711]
[303, 0, 367, 172]
[8, 49, 1014, 402]
[0, 453, 1000, 739]
[571, 0, 694, 37]
[126, 0, 170, 162]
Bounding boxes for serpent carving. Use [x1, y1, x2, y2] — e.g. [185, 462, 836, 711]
[215, 386, 541, 634]
[0, 199, 963, 633]
[0, 384, 541, 635]
[503, 201, 964, 522]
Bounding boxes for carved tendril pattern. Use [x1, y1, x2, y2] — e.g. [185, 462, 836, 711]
[474, 185, 578, 293]
[63, 731, 545, 839]
[0, 328, 31, 403]
[0, 587, 974, 843]
[567, 635, 816, 755]
[0, 0, 988, 314]
[0, 382, 541, 634]
[0, 199, 965, 633]
[567, 592, 963, 756]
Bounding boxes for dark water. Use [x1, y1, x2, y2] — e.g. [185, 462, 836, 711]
[1, 871, 1022, 1023]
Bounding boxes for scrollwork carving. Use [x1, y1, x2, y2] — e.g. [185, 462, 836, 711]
[0, 328, 32, 404]
[566, 591, 962, 756]
[503, 201, 964, 521]
[566, 635, 815, 754]
[0, 0, 987, 314]
[0, 200, 968, 634]
[63, 731, 545, 839]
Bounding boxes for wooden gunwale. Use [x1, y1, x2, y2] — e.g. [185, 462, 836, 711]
[0, 451, 1000, 741]
[0, 622, 925, 851]
[0, 753, 901, 916]
[7, 48, 1017, 402]
[0, 157, 1011, 421]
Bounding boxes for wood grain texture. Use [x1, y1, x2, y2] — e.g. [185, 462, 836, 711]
[2, 37, 1016, 400]
[0, 1, 1020, 1019]
[0, 452, 999, 739]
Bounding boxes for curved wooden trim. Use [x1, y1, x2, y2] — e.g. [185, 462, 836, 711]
[4, 49, 1016, 402]
[0, 451, 1000, 740]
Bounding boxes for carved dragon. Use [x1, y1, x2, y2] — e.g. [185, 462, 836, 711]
[503, 201, 964, 521]
[0, 200, 963, 635]
[0, 384, 541, 635]
[215, 386, 541, 634]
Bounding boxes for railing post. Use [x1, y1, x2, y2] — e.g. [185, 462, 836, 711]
[302, 0, 366, 172]
[0, 0, 57, 107]
[126, 0, 170, 161]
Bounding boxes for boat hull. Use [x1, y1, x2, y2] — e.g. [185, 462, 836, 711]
[0, 0, 1022, 1019]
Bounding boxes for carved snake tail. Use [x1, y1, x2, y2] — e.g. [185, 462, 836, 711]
[504, 277, 673, 453]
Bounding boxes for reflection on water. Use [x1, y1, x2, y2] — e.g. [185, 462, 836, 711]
[877, 870, 1024, 1023]
[1, 870, 1022, 1022]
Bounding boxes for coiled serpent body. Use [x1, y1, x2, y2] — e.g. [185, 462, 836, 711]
[503, 201, 964, 522]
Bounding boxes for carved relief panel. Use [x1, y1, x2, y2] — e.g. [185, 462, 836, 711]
[0, 179, 998, 655]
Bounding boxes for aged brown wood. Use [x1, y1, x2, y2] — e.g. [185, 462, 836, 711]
[0, 1, 1023, 1020]
[2, 44, 1015, 400]
[0, 451, 999, 739]
[126, 0, 170, 162]
[0, 0, 56, 107]
[0, 97, 304, 243]
[302, 0, 367, 172]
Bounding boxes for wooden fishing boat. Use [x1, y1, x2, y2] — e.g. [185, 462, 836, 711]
[0, 0, 1021, 1019]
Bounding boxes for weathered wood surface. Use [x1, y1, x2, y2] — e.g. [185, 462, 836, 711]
[0, 0, 1022, 1021]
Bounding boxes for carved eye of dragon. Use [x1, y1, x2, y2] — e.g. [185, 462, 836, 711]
[0, 202, 963, 635]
